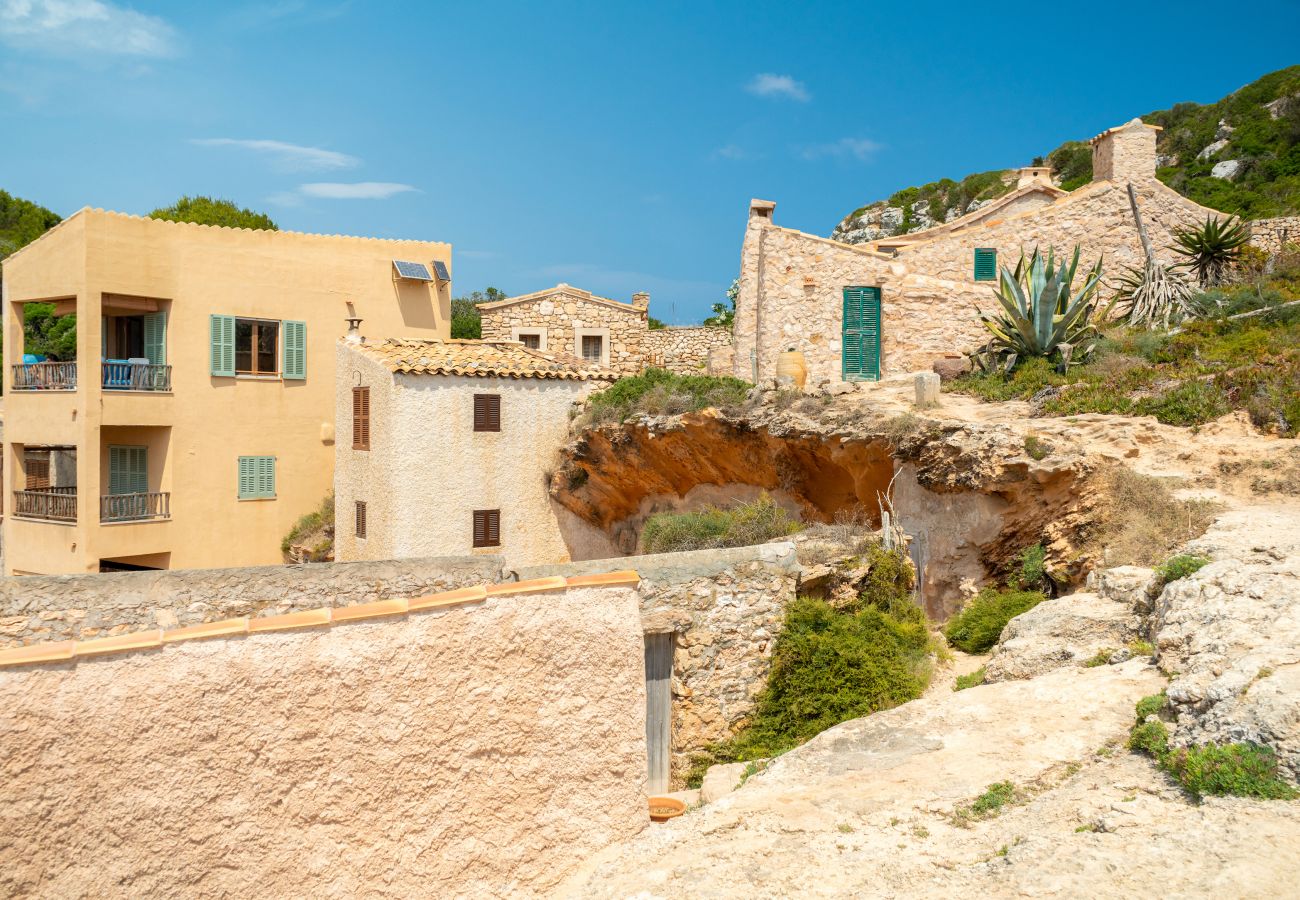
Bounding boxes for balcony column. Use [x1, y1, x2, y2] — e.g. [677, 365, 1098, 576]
[74, 290, 103, 568]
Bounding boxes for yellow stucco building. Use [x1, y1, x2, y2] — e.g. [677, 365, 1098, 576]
[1, 208, 451, 575]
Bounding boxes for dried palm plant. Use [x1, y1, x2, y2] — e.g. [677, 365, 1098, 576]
[1114, 184, 1196, 329]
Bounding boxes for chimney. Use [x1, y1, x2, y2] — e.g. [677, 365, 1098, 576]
[1090, 118, 1161, 184]
[345, 315, 363, 343]
[631, 291, 650, 311]
[749, 198, 776, 221]
[1017, 166, 1053, 189]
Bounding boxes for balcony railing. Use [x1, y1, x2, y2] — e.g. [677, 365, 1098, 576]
[13, 487, 78, 522]
[101, 361, 171, 392]
[101, 491, 171, 523]
[11, 362, 77, 391]
[10, 361, 173, 392]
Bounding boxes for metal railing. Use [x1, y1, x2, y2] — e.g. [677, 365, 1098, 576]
[101, 362, 172, 392]
[13, 487, 78, 522]
[101, 491, 170, 523]
[10, 362, 77, 391]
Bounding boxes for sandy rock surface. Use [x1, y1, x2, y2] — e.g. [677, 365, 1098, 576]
[984, 591, 1142, 682]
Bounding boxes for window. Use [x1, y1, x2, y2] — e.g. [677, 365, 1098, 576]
[472, 509, 500, 548]
[235, 319, 279, 374]
[352, 387, 371, 449]
[581, 334, 604, 363]
[24, 450, 50, 490]
[974, 248, 997, 282]
[355, 500, 367, 538]
[518, 333, 541, 350]
[237, 455, 276, 499]
[473, 394, 501, 432]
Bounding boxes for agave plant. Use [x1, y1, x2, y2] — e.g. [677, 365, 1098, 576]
[1173, 215, 1250, 287]
[972, 246, 1104, 374]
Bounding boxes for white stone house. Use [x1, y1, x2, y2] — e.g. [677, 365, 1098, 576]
[334, 336, 613, 567]
[733, 119, 1229, 385]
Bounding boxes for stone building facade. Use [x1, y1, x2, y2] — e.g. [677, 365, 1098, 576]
[733, 119, 1232, 385]
[479, 283, 731, 376]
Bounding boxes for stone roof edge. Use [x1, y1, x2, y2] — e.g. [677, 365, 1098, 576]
[874, 182, 1068, 247]
[346, 338, 617, 381]
[0, 572, 641, 670]
[1089, 118, 1163, 144]
[764, 223, 895, 259]
[478, 283, 643, 314]
[3, 206, 450, 266]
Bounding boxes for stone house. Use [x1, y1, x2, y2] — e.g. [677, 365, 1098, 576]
[733, 119, 1230, 385]
[479, 282, 731, 376]
[334, 335, 614, 567]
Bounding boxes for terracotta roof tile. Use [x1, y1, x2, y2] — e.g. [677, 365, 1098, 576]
[352, 338, 615, 381]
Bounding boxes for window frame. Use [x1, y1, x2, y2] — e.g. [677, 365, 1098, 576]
[473, 393, 501, 432]
[235, 317, 281, 376]
[472, 508, 501, 548]
[352, 386, 371, 450]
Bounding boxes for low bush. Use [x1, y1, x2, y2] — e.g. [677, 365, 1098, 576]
[639, 494, 802, 554]
[1155, 553, 1211, 584]
[1087, 467, 1220, 568]
[584, 368, 750, 425]
[954, 667, 987, 691]
[952, 781, 1019, 825]
[686, 546, 932, 786]
[943, 588, 1046, 654]
[280, 493, 334, 561]
[1009, 543, 1049, 592]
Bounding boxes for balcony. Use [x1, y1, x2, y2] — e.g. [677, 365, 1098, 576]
[13, 486, 78, 522]
[101, 491, 171, 523]
[9, 361, 172, 392]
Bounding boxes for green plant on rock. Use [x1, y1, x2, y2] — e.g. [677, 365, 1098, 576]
[1155, 553, 1210, 584]
[943, 588, 1047, 654]
[1173, 215, 1250, 288]
[954, 666, 987, 691]
[973, 246, 1104, 374]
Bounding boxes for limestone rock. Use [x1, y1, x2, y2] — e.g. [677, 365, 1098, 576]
[1087, 565, 1159, 614]
[984, 591, 1142, 682]
[1211, 159, 1241, 180]
[1197, 138, 1230, 160]
[699, 761, 751, 804]
[931, 355, 970, 381]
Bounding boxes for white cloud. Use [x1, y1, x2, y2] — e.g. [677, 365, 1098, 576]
[745, 73, 809, 102]
[191, 138, 359, 172]
[800, 137, 881, 163]
[299, 182, 418, 200]
[0, 0, 179, 57]
[712, 144, 750, 161]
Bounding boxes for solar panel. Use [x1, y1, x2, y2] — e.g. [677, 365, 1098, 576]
[432, 260, 450, 282]
[393, 260, 433, 281]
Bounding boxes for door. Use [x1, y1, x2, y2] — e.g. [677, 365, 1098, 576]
[644, 632, 674, 795]
[842, 286, 882, 381]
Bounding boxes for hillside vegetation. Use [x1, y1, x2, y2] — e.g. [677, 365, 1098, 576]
[833, 65, 1300, 241]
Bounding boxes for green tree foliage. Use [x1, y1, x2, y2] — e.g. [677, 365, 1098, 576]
[0, 189, 61, 259]
[0, 190, 67, 367]
[148, 196, 278, 231]
[449, 287, 506, 340]
[704, 278, 738, 329]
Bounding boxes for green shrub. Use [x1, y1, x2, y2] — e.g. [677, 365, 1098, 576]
[1023, 434, 1052, 460]
[954, 667, 987, 691]
[280, 493, 335, 561]
[1010, 543, 1049, 591]
[1129, 720, 1172, 757]
[1135, 691, 1168, 722]
[943, 588, 1047, 654]
[1155, 553, 1211, 584]
[585, 368, 750, 424]
[686, 546, 932, 786]
[1083, 649, 1115, 668]
[639, 494, 801, 554]
[1134, 380, 1231, 427]
[1165, 743, 1298, 800]
[953, 781, 1019, 825]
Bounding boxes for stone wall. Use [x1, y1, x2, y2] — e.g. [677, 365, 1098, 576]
[0, 579, 648, 897]
[1249, 216, 1300, 255]
[641, 326, 734, 374]
[734, 178, 1221, 385]
[480, 286, 648, 374]
[0, 554, 502, 647]
[522, 542, 801, 783]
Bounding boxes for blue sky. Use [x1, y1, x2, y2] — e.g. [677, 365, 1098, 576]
[2, 1, 1297, 323]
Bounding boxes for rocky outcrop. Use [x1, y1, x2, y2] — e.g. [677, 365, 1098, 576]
[984, 591, 1142, 682]
[1153, 505, 1300, 779]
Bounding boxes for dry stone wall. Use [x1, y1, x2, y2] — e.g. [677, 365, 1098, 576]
[1249, 216, 1300, 254]
[522, 541, 801, 783]
[0, 582, 648, 898]
[641, 326, 733, 374]
[0, 555, 502, 647]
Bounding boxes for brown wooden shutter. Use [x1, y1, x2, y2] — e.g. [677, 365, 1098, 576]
[355, 500, 367, 538]
[473, 394, 501, 432]
[352, 386, 370, 450]
[473, 509, 500, 547]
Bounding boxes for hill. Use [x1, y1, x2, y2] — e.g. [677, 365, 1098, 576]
[832, 65, 1300, 245]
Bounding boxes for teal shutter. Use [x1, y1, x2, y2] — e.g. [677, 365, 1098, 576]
[144, 312, 167, 366]
[210, 315, 235, 376]
[238, 456, 276, 499]
[281, 320, 306, 380]
[109, 446, 147, 495]
[974, 248, 997, 281]
[842, 287, 882, 381]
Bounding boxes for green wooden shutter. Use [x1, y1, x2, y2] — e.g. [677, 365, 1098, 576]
[258, 456, 276, 497]
[281, 320, 306, 380]
[109, 446, 147, 495]
[974, 248, 997, 281]
[842, 287, 882, 381]
[238, 456, 276, 499]
[238, 456, 254, 499]
[210, 315, 235, 376]
[144, 312, 167, 366]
